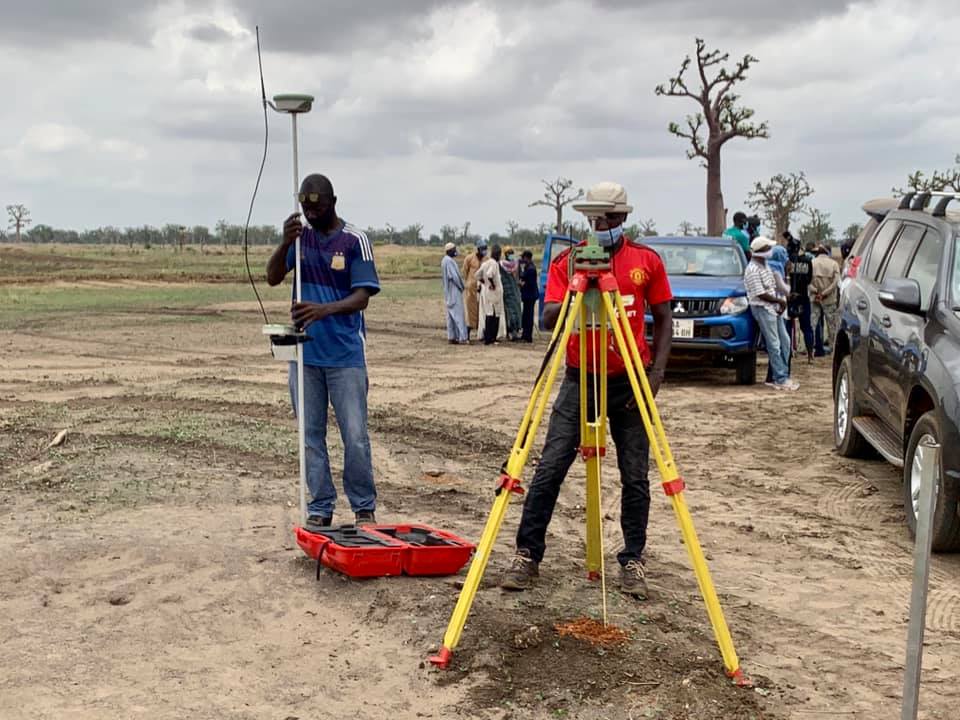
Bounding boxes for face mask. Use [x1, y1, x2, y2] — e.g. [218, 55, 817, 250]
[478, 248, 487, 257]
[753, 248, 774, 259]
[593, 224, 624, 248]
[505, 254, 514, 261]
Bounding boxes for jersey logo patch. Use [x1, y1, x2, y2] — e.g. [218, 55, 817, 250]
[629, 267, 647, 287]
[331, 252, 346, 271]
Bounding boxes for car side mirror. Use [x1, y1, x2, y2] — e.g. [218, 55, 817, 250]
[878, 278, 923, 315]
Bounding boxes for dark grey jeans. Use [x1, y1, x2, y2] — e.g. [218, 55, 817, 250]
[515, 370, 651, 567]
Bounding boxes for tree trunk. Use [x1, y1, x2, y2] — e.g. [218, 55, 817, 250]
[706, 148, 725, 235]
[555, 206, 563, 235]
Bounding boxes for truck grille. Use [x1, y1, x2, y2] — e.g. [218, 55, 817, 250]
[671, 297, 721, 317]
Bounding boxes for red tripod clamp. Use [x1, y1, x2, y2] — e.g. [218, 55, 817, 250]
[661, 477, 686, 496]
[495, 473, 524, 496]
[579, 446, 607, 460]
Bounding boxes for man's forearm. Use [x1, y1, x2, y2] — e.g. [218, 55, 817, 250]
[319, 288, 372, 315]
[651, 316, 671, 372]
[266, 240, 294, 286]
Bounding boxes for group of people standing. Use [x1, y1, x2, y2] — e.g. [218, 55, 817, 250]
[739, 217, 841, 391]
[441, 241, 539, 345]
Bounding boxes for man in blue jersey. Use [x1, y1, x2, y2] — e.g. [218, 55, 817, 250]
[266, 174, 380, 528]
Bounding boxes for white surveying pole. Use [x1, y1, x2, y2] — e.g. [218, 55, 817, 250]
[269, 93, 314, 524]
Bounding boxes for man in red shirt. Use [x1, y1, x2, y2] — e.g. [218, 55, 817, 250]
[501, 182, 673, 598]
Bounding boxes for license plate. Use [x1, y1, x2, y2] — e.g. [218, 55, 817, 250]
[673, 319, 694, 338]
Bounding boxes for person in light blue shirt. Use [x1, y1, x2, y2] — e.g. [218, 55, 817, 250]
[441, 242, 468, 343]
[266, 173, 380, 528]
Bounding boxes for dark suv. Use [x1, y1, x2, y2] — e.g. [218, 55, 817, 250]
[833, 191, 960, 550]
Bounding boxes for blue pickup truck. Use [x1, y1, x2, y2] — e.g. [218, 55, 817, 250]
[540, 234, 757, 384]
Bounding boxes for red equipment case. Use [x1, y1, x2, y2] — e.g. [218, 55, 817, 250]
[294, 523, 474, 578]
[370, 524, 475, 576]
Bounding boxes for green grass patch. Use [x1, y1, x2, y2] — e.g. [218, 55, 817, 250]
[0, 283, 290, 330]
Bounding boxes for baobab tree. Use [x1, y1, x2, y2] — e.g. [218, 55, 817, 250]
[676, 220, 705, 236]
[655, 38, 769, 235]
[530, 178, 583, 234]
[894, 153, 960, 194]
[746, 171, 814, 240]
[6, 204, 31, 242]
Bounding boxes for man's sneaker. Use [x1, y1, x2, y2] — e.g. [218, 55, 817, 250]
[774, 380, 800, 391]
[620, 559, 649, 599]
[501, 550, 539, 591]
[355, 511, 376, 525]
[305, 515, 332, 530]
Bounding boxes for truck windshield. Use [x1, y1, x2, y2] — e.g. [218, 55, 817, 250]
[648, 243, 744, 276]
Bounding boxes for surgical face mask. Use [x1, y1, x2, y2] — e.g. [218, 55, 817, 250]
[505, 253, 514, 261]
[478, 247, 487, 257]
[753, 248, 774, 259]
[593, 224, 624, 247]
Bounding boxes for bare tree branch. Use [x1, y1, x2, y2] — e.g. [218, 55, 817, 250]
[656, 38, 769, 234]
[529, 178, 584, 233]
[746, 171, 814, 238]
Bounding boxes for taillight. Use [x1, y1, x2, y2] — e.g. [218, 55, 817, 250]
[845, 255, 862, 279]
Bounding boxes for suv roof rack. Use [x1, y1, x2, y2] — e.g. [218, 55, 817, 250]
[910, 192, 932, 211]
[898, 191, 916, 209]
[929, 191, 960, 218]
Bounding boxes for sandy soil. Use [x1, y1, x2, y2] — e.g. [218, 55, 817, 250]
[2, 282, 959, 719]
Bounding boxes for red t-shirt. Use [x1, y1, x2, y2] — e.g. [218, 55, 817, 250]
[544, 239, 672, 375]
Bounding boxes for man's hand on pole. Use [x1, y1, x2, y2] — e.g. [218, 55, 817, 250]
[292, 301, 331, 328]
[283, 212, 303, 244]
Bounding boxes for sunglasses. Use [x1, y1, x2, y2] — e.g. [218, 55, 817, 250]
[297, 192, 332, 203]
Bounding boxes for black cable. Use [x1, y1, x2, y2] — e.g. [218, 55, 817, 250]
[243, 25, 270, 325]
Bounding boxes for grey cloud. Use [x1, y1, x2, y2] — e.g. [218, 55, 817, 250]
[590, 0, 853, 31]
[0, 0, 159, 46]
[187, 22, 234, 43]
[228, 0, 441, 55]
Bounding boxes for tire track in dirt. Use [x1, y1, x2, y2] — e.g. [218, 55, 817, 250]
[816, 481, 900, 528]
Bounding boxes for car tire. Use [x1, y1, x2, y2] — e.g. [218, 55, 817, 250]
[834, 356, 870, 457]
[734, 352, 757, 386]
[904, 412, 960, 552]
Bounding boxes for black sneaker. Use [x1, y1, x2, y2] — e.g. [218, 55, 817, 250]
[355, 511, 376, 525]
[305, 515, 332, 530]
[501, 550, 539, 591]
[620, 559, 649, 599]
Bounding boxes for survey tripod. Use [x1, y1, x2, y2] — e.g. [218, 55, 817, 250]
[428, 232, 748, 687]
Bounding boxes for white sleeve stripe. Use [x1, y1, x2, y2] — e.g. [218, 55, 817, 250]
[345, 224, 373, 261]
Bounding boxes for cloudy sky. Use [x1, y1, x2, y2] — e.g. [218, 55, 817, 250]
[2, 0, 958, 238]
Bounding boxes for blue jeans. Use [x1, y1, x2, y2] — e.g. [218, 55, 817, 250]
[751, 306, 791, 385]
[288, 364, 377, 517]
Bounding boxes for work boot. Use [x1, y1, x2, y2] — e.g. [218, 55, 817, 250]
[501, 550, 539, 591]
[355, 510, 376, 525]
[305, 515, 332, 530]
[620, 559, 649, 599]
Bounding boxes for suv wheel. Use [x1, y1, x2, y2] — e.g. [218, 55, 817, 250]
[834, 356, 870, 457]
[904, 412, 960, 552]
[734, 352, 757, 386]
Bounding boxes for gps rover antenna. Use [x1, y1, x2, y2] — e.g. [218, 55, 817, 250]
[253, 27, 315, 525]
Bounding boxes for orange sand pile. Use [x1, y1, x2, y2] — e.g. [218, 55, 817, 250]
[554, 617, 631, 647]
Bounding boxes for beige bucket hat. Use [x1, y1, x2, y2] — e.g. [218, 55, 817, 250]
[586, 181, 633, 214]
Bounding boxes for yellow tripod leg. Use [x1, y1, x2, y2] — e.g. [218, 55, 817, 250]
[583, 299, 607, 581]
[600, 290, 747, 685]
[429, 291, 586, 669]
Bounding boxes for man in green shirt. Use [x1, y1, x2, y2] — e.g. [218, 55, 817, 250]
[723, 211, 750, 257]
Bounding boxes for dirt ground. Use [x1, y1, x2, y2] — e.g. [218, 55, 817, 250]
[3, 280, 960, 719]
